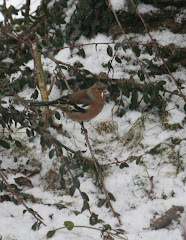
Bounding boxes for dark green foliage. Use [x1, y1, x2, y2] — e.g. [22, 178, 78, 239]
[66, 0, 114, 40]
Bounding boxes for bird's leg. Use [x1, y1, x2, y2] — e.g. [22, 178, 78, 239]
[80, 122, 87, 135]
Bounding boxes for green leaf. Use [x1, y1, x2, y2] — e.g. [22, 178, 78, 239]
[146, 46, 153, 56]
[108, 192, 116, 202]
[90, 213, 99, 225]
[0, 180, 7, 192]
[61, 0, 67, 8]
[40, 136, 46, 148]
[98, 199, 106, 208]
[31, 222, 41, 231]
[133, 46, 141, 57]
[47, 230, 56, 238]
[115, 56, 122, 63]
[15, 140, 22, 148]
[70, 185, 76, 196]
[84, 69, 91, 75]
[107, 45, 113, 57]
[131, 89, 138, 104]
[81, 200, 90, 212]
[78, 48, 86, 58]
[72, 177, 80, 189]
[38, 119, 44, 127]
[108, 60, 113, 71]
[119, 162, 129, 168]
[53, 203, 66, 210]
[103, 224, 111, 230]
[0, 139, 10, 149]
[49, 149, 55, 159]
[64, 221, 74, 231]
[136, 156, 142, 165]
[48, 116, 53, 125]
[95, 1, 105, 8]
[127, 0, 136, 14]
[81, 192, 89, 201]
[26, 129, 31, 137]
[138, 70, 145, 81]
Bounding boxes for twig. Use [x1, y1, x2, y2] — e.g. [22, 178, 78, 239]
[47, 75, 55, 95]
[129, 0, 186, 102]
[0, 171, 46, 226]
[107, 0, 151, 83]
[54, 67, 72, 93]
[80, 122, 122, 225]
[41, 41, 175, 54]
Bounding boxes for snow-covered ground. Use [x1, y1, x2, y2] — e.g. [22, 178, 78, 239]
[0, 1, 186, 240]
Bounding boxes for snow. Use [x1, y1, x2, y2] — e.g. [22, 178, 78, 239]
[0, 1, 186, 240]
[110, 0, 127, 11]
[0, 0, 41, 21]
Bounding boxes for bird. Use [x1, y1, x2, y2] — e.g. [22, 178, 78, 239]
[30, 81, 108, 122]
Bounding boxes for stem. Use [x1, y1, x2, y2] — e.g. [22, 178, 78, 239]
[80, 122, 122, 225]
[53, 225, 127, 240]
[0, 171, 46, 226]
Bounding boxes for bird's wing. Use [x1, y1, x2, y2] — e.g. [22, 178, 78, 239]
[53, 96, 87, 113]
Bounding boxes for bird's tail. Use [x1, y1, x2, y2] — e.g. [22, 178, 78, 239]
[30, 100, 57, 107]
[30, 98, 86, 113]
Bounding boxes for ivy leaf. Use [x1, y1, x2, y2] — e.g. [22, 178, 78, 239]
[0, 139, 10, 149]
[64, 221, 74, 231]
[107, 45, 113, 57]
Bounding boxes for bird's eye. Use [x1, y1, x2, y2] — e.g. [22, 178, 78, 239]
[98, 87, 104, 91]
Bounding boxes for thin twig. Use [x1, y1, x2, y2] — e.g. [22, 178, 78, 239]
[80, 122, 122, 225]
[107, 0, 151, 83]
[0, 171, 46, 226]
[129, 0, 186, 102]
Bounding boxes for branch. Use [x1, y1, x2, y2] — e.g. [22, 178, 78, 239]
[0, 171, 46, 226]
[107, 0, 151, 83]
[128, 0, 186, 102]
[80, 122, 122, 225]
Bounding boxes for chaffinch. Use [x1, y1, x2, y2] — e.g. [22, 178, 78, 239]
[30, 81, 108, 122]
